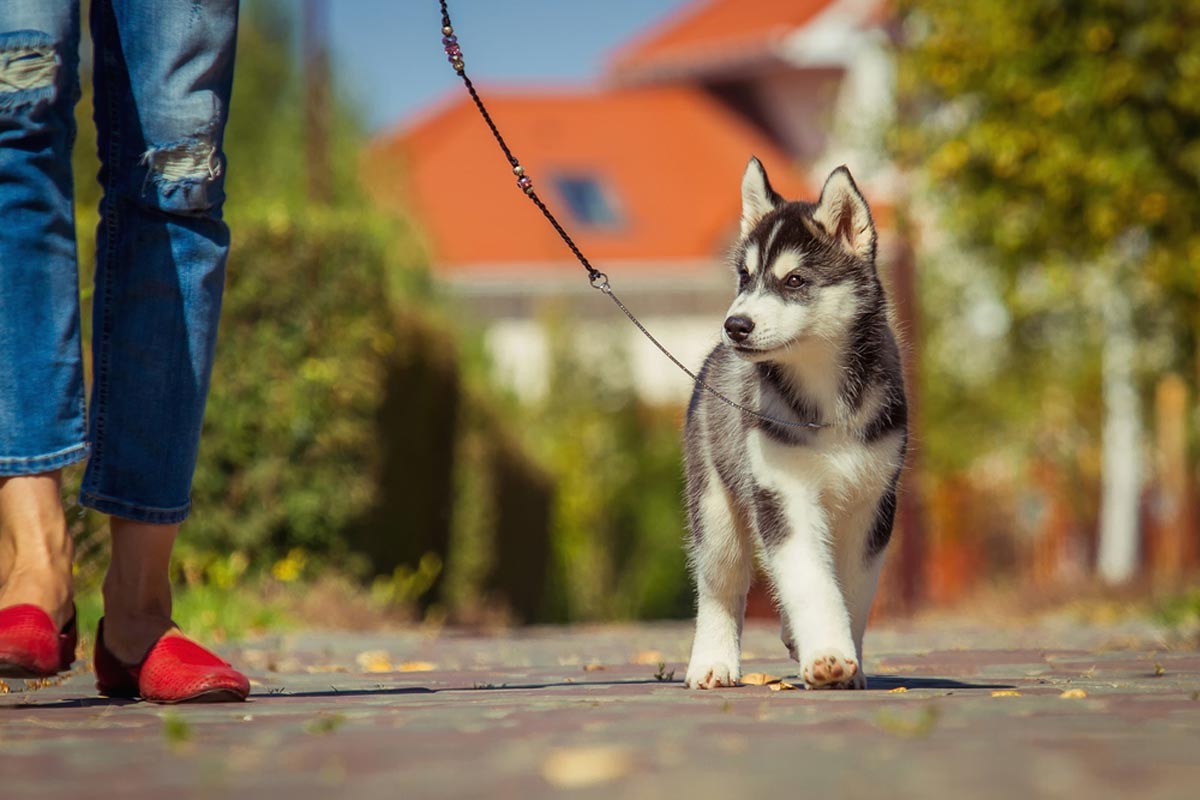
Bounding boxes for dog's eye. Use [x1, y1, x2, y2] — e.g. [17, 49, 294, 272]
[784, 274, 805, 289]
[738, 270, 750, 288]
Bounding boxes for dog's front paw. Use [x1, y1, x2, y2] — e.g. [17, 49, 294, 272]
[685, 658, 740, 689]
[801, 649, 861, 690]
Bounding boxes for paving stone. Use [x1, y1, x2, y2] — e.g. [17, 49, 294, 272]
[2, 619, 1197, 799]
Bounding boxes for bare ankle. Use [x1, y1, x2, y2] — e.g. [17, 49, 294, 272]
[100, 610, 177, 664]
[0, 473, 75, 625]
[100, 516, 180, 661]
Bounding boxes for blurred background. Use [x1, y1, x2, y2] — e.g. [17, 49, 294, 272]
[64, 0, 1200, 638]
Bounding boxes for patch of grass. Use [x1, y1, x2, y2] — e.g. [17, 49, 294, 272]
[1154, 588, 1200, 629]
[74, 581, 294, 646]
[162, 713, 193, 748]
[305, 713, 347, 735]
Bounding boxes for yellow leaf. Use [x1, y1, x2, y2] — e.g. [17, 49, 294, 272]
[888, 686, 909, 693]
[631, 650, 663, 665]
[991, 690, 1022, 697]
[541, 747, 633, 789]
[397, 661, 437, 673]
[740, 673, 780, 686]
[1059, 689, 1088, 699]
[583, 663, 607, 672]
[355, 650, 393, 673]
[768, 680, 798, 691]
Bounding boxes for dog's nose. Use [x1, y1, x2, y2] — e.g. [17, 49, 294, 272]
[724, 315, 755, 343]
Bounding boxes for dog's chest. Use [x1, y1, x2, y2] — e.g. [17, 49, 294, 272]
[750, 427, 898, 506]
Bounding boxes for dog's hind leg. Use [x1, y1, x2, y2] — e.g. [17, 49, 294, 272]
[780, 610, 798, 661]
[847, 554, 884, 676]
[684, 466, 752, 690]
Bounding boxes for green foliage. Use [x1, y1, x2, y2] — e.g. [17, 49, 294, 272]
[73, 577, 294, 646]
[186, 211, 403, 559]
[892, 0, 1200, 475]
[894, 0, 1200, 272]
[529, 321, 691, 622]
[224, 0, 367, 212]
[1154, 587, 1200, 629]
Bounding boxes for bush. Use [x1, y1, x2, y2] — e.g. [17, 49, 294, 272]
[185, 211, 406, 563]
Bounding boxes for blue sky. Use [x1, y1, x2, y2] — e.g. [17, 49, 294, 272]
[328, 0, 692, 132]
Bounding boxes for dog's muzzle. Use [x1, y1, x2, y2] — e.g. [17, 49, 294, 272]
[724, 315, 755, 344]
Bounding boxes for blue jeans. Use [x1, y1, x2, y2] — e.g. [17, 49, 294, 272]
[0, 0, 239, 523]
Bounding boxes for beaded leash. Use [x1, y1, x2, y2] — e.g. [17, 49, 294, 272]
[437, 0, 824, 430]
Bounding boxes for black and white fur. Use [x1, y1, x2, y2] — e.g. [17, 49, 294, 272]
[684, 158, 907, 690]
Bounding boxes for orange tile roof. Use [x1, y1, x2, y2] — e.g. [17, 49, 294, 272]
[367, 85, 809, 276]
[607, 0, 886, 82]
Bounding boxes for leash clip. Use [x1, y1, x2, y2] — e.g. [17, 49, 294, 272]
[589, 271, 610, 292]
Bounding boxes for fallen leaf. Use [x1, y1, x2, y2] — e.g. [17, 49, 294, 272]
[583, 663, 607, 672]
[397, 661, 437, 672]
[768, 680, 798, 691]
[1153, 663, 1165, 677]
[1059, 689, 1088, 699]
[541, 746, 633, 789]
[632, 650, 663, 665]
[991, 690, 1022, 697]
[355, 650, 393, 673]
[740, 673, 781, 686]
[888, 686, 909, 693]
[875, 705, 940, 737]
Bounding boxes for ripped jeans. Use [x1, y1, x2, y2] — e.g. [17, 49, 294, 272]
[0, 1, 239, 523]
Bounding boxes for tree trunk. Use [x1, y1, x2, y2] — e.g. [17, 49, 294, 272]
[1097, 277, 1141, 584]
[303, 0, 332, 204]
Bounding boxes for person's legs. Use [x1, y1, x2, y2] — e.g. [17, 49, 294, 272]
[101, 519, 176, 662]
[0, 0, 82, 630]
[85, 0, 239, 662]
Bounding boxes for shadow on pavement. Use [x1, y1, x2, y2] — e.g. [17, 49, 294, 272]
[0, 676, 1012, 708]
[282, 678, 673, 698]
[0, 696, 140, 710]
[866, 675, 1014, 690]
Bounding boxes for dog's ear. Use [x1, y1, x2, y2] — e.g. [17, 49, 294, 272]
[813, 166, 875, 260]
[741, 156, 783, 237]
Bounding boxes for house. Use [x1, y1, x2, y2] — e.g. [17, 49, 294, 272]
[366, 0, 894, 403]
[608, 0, 894, 197]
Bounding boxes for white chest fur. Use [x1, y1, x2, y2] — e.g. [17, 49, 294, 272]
[751, 425, 902, 514]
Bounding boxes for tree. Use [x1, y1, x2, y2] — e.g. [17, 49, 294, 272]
[892, 0, 1200, 582]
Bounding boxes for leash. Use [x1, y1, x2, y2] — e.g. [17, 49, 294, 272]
[436, 0, 825, 431]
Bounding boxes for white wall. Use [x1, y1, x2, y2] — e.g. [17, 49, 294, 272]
[484, 315, 723, 405]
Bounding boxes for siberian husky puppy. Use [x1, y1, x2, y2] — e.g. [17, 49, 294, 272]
[684, 158, 907, 690]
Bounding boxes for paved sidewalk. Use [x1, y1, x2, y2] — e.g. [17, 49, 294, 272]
[2, 617, 1198, 799]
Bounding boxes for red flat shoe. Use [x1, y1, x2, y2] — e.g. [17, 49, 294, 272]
[0, 604, 77, 679]
[94, 619, 250, 704]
